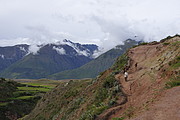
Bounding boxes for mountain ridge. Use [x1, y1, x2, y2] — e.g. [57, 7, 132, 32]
[0, 40, 98, 79]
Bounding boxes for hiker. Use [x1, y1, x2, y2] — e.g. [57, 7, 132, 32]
[124, 71, 128, 82]
[135, 63, 138, 70]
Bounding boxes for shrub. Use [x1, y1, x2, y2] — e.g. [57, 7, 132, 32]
[160, 36, 173, 42]
[168, 56, 180, 68]
[112, 117, 125, 120]
[163, 42, 170, 45]
[165, 75, 180, 88]
[108, 99, 117, 106]
[112, 54, 128, 72]
[95, 88, 108, 105]
[64, 89, 79, 98]
[166, 80, 180, 88]
[139, 42, 148, 45]
[103, 75, 116, 88]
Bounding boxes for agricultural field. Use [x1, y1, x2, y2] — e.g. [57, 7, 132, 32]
[0, 78, 61, 120]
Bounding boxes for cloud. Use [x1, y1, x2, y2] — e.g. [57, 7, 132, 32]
[0, 0, 179, 52]
[53, 46, 66, 55]
[28, 44, 42, 55]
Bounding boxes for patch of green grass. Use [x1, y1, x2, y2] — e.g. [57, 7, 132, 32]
[17, 87, 50, 92]
[112, 54, 128, 72]
[0, 78, 56, 120]
[139, 42, 148, 45]
[169, 56, 180, 68]
[165, 74, 180, 88]
[13, 90, 39, 97]
[172, 41, 180, 46]
[112, 117, 125, 120]
[22, 82, 55, 89]
[12, 96, 34, 100]
[163, 42, 170, 45]
[80, 105, 108, 120]
[166, 80, 180, 88]
[0, 102, 8, 106]
[94, 88, 108, 105]
[64, 89, 79, 98]
[160, 36, 173, 42]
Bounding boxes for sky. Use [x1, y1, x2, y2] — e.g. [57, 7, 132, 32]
[0, 0, 180, 51]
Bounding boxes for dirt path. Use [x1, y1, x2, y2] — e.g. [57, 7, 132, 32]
[111, 41, 180, 120]
[129, 86, 180, 120]
[98, 37, 180, 120]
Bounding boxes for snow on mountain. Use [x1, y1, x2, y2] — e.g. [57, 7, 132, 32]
[26, 39, 98, 58]
[0, 54, 5, 59]
[0, 40, 99, 75]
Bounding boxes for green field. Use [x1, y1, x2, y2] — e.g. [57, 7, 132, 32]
[0, 78, 61, 120]
[17, 87, 50, 92]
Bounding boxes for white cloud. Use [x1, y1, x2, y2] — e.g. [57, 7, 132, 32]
[53, 46, 66, 55]
[28, 44, 42, 55]
[0, 0, 179, 52]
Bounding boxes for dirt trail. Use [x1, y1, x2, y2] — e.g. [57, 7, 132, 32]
[98, 37, 180, 120]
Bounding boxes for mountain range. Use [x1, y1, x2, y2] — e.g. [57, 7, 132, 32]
[0, 40, 98, 79]
[0, 39, 140, 79]
[48, 39, 140, 79]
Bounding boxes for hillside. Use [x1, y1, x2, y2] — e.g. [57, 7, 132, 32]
[0, 40, 98, 79]
[48, 39, 140, 80]
[22, 35, 180, 120]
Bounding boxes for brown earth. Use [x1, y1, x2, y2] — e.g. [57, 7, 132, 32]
[98, 36, 180, 120]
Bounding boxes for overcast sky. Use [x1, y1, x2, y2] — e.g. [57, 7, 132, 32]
[0, 0, 180, 50]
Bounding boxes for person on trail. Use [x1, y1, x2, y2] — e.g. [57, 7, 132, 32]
[135, 63, 138, 70]
[124, 71, 128, 82]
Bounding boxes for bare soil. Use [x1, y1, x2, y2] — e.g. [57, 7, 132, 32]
[98, 37, 180, 120]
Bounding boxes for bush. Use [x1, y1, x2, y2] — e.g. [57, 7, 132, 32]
[165, 74, 180, 88]
[103, 75, 116, 88]
[163, 42, 170, 45]
[139, 42, 148, 45]
[160, 36, 173, 43]
[112, 54, 128, 73]
[112, 117, 125, 120]
[95, 88, 108, 105]
[168, 56, 180, 68]
[64, 89, 79, 98]
[166, 80, 180, 88]
[108, 99, 117, 106]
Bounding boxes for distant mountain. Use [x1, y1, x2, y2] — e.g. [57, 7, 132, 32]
[0, 40, 98, 79]
[48, 39, 140, 80]
[0, 44, 29, 72]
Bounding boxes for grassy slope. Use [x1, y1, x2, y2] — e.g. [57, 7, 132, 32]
[23, 52, 128, 120]
[0, 50, 92, 79]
